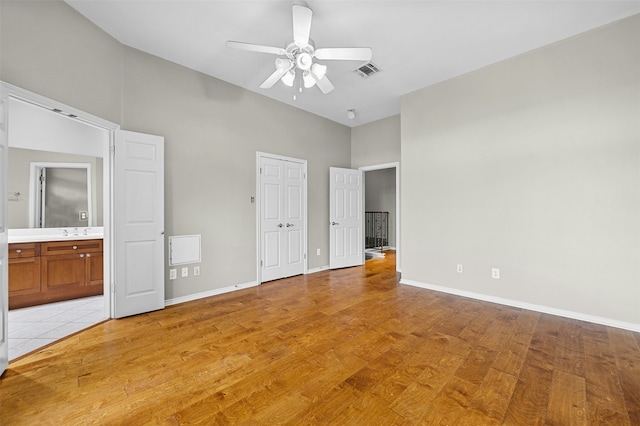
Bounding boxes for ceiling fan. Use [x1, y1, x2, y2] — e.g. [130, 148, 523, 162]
[226, 2, 372, 96]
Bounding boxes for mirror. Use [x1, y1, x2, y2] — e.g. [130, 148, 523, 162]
[8, 147, 103, 229]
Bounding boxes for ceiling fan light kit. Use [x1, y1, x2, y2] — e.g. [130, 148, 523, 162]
[281, 70, 295, 87]
[226, 2, 372, 97]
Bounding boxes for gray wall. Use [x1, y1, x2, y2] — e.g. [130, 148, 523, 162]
[365, 168, 396, 248]
[0, 0, 122, 123]
[1, 1, 351, 299]
[401, 14, 640, 327]
[351, 115, 400, 169]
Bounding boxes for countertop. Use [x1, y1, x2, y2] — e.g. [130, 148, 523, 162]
[8, 227, 104, 244]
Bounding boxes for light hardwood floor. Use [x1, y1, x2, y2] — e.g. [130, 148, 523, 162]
[1, 251, 639, 424]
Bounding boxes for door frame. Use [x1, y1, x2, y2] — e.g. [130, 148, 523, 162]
[1, 82, 119, 318]
[255, 152, 308, 284]
[359, 162, 401, 273]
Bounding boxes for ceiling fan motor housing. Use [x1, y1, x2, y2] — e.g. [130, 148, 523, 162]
[296, 51, 313, 70]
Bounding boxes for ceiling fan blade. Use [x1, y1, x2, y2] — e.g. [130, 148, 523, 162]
[312, 73, 335, 94]
[315, 47, 372, 61]
[260, 68, 288, 89]
[260, 60, 294, 89]
[292, 4, 312, 47]
[226, 41, 286, 56]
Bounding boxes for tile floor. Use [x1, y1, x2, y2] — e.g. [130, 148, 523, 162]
[8, 295, 107, 361]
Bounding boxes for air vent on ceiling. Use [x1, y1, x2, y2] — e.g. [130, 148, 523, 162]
[355, 62, 381, 78]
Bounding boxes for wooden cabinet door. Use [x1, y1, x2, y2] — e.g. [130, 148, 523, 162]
[8, 257, 41, 296]
[41, 253, 86, 291]
[8, 243, 43, 309]
[86, 252, 104, 288]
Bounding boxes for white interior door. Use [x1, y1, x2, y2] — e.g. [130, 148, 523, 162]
[261, 157, 285, 282]
[259, 155, 306, 282]
[113, 130, 164, 318]
[329, 167, 364, 269]
[283, 161, 304, 277]
[0, 98, 8, 375]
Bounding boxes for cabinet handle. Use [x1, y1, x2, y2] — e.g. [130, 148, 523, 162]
[15, 249, 22, 254]
[72, 245, 78, 250]
[86, 253, 91, 257]
[79, 254, 85, 258]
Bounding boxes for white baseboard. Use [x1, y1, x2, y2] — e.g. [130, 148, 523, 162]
[165, 280, 258, 307]
[400, 278, 640, 333]
[306, 265, 329, 274]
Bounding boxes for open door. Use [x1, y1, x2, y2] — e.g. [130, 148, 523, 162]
[0, 97, 8, 375]
[329, 167, 364, 269]
[113, 130, 164, 318]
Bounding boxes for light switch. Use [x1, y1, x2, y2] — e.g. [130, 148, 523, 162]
[169, 269, 177, 280]
[181, 267, 189, 278]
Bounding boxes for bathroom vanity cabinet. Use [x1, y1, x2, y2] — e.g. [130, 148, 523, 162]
[8, 239, 103, 309]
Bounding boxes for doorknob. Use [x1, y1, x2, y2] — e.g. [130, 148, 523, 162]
[331, 221, 340, 226]
[286, 223, 294, 227]
[277, 223, 283, 228]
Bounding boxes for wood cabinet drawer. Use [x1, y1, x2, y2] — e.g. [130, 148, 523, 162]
[41, 239, 103, 256]
[8, 243, 41, 259]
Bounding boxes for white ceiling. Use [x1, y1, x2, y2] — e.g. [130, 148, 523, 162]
[65, 1, 640, 127]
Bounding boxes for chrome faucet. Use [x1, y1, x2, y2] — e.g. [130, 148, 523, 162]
[62, 229, 69, 236]
[83, 228, 89, 236]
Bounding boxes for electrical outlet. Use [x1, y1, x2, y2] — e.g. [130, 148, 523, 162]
[181, 267, 189, 278]
[317, 248, 321, 256]
[492, 268, 500, 279]
[169, 269, 177, 280]
[457, 264, 464, 273]
[194, 266, 200, 276]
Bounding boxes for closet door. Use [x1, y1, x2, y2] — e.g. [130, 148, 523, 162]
[282, 161, 304, 278]
[259, 156, 306, 282]
[260, 157, 285, 282]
